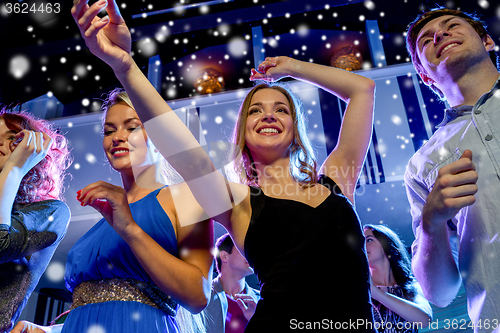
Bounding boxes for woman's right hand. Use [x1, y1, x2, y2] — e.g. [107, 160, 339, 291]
[10, 321, 51, 333]
[71, 0, 133, 73]
[77, 181, 136, 238]
[4, 130, 53, 177]
[250, 56, 299, 82]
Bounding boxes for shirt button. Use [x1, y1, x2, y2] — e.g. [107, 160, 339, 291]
[485, 134, 493, 141]
[474, 109, 482, 115]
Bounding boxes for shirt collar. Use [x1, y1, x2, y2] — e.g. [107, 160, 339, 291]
[436, 105, 473, 128]
[436, 76, 500, 128]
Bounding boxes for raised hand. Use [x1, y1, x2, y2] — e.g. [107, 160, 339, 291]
[422, 149, 478, 227]
[76, 181, 135, 236]
[71, 0, 132, 73]
[250, 56, 297, 82]
[4, 130, 53, 177]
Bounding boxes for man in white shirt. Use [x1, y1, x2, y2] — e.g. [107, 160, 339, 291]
[405, 7, 500, 332]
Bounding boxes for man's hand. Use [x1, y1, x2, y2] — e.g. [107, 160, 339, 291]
[422, 149, 478, 228]
[234, 293, 258, 321]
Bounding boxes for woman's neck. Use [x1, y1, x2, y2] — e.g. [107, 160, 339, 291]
[254, 157, 295, 188]
[121, 164, 164, 203]
[370, 259, 396, 287]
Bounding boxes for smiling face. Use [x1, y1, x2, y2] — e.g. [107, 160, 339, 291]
[415, 15, 494, 87]
[0, 117, 18, 171]
[243, 88, 294, 161]
[102, 103, 151, 172]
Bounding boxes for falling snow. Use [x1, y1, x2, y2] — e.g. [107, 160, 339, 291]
[45, 261, 65, 282]
[9, 55, 30, 79]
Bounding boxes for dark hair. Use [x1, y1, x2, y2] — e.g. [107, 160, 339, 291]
[215, 233, 235, 274]
[364, 224, 416, 300]
[0, 108, 72, 205]
[406, 7, 499, 98]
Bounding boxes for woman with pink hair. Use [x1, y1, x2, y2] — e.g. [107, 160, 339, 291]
[0, 108, 71, 333]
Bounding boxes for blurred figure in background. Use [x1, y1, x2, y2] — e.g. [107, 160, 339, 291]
[204, 233, 259, 333]
[364, 224, 432, 332]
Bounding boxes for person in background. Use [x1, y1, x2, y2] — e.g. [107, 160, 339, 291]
[0, 109, 71, 333]
[364, 224, 432, 332]
[405, 7, 500, 332]
[204, 233, 260, 333]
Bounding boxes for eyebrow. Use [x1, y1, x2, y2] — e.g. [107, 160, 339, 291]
[2, 129, 17, 135]
[104, 117, 141, 127]
[249, 101, 289, 108]
[417, 16, 458, 44]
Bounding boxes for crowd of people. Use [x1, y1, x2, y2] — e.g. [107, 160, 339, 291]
[1, 1, 498, 332]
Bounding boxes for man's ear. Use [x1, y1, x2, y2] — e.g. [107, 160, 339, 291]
[483, 34, 496, 52]
[220, 250, 229, 263]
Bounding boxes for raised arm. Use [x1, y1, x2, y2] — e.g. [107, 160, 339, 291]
[77, 182, 213, 313]
[0, 131, 53, 262]
[251, 57, 375, 202]
[71, 0, 248, 229]
[371, 281, 432, 327]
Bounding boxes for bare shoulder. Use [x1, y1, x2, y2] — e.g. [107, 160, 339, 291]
[157, 181, 252, 252]
[157, 183, 209, 228]
[224, 182, 253, 253]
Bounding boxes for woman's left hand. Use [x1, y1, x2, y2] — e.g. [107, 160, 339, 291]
[77, 181, 135, 236]
[250, 56, 298, 81]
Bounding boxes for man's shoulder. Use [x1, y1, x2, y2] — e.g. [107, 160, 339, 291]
[212, 276, 225, 294]
[407, 127, 462, 175]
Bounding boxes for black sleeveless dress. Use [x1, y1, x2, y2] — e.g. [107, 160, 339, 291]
[244, 175, 375, 332]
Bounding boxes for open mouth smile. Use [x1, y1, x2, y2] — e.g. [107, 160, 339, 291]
[258, 127, 281, 134]
[111, 148, 130, 157]
[438, 43, 460, 58]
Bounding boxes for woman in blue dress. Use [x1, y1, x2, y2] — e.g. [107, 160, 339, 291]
[12, 90, 213, 333]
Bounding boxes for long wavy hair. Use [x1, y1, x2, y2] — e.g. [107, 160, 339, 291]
[364, 224, 416, 300]
[0, 107, 72, 205]
[101, 88, 183, 185]
[230, 82, 317, 187]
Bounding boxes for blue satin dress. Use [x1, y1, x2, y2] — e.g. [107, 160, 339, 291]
[63, 187, 180, 332]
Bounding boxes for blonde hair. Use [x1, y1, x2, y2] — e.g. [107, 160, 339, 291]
[230, 82, 317, 187]
[101, 88, 183, 185]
